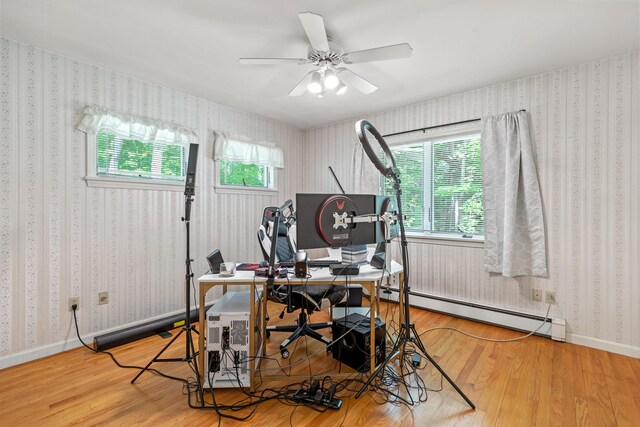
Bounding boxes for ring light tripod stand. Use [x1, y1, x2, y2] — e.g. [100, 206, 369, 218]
[353, 121, 474, 409]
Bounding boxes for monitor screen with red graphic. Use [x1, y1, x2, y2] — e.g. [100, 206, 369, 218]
[295, 193, 390, 250]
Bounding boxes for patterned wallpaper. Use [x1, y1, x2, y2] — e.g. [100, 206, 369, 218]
[0, 35, 638, 359]
[0, 37, 304, 357]
[303, 52, 639, 349]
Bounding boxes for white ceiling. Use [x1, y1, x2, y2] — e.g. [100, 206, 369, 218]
[1, 0, 638, 129]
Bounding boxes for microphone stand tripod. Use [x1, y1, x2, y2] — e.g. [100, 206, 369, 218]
[354, 173, 475, 409]
[131, 193, 204, 404]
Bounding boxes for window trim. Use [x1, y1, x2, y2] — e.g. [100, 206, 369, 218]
[84, 132, 188, 192]
[406, 231, 484, 247]
[384, 122, 483, 241]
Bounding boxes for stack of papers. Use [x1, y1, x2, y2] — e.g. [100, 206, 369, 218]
[341, 245, 368, 265]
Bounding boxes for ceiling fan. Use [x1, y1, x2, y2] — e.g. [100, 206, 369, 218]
[238, 12, 413, 97]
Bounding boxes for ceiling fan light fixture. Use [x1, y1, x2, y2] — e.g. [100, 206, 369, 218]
[323, 68, 340, 89]
[308, 71, 323, 94]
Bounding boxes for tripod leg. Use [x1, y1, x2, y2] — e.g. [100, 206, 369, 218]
[132, 328, 184, 384]
[186, 329, 205, 405]
[354, 324, 406, 399]
[408, 325, 475, 410]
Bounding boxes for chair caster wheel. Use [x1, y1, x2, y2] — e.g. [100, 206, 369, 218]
[266, 330, 271, 338]
[280, 348, 289, 359]
[326, 346, 331, 353]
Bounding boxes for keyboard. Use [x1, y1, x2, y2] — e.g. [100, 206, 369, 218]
[309, 259, 341, 267]
[278, 259, 341, 268]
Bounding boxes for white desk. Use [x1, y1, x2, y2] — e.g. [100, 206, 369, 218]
[197, 261, 404, 388]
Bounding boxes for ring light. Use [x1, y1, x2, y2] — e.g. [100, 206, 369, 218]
[355, 120, 396, 178]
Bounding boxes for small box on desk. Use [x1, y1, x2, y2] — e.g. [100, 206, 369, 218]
[329, 263, 360, 276]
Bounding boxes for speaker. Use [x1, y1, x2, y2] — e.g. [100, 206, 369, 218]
[206, 249, 224, 274]
[294, 250, 308, 278]
[370, 241, 386, 270]
[331, 313, 385, 372]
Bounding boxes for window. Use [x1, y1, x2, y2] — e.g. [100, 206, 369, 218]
[380, 132, 484, 237]
[77, 107, 197, 191]
[213, 133, 283, 193]
[218, 160, 273, 188]
[96, 131, 186, 181]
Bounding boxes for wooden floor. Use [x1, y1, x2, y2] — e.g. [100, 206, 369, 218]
[1, 302, 639, 426]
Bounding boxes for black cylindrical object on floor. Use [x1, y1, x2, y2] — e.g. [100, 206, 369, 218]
[93, 304, 213, 351]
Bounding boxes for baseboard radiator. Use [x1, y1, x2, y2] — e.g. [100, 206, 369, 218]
[380, 287, 565, 341]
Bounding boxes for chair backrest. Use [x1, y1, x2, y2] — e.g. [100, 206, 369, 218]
[257, 206, 296, 262]
[256, 202, 347, 313]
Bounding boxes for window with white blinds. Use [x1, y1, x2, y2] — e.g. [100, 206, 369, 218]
[380, 132, 484, 237]
[96, 131, 186, 181]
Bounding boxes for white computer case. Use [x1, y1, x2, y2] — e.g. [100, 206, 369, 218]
[205, 290, 262, 389]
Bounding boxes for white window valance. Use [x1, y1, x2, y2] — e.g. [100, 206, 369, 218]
[77, 106, 198, 146]
[214, 132, 284, 169]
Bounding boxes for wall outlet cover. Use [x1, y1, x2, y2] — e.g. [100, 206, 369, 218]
[532, 288, 543, 302]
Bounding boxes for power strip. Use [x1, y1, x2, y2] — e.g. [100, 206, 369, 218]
[292, 381, 342, 409]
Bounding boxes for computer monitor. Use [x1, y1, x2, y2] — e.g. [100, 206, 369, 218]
[295, 193, 398, 250]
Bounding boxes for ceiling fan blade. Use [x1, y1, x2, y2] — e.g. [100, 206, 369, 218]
[289, 71, 315, 96]
[343, 43, 413, 64]
[238, 58, 308, 65]
[337, 68, 378, 94]
[298, 12, 330, 52]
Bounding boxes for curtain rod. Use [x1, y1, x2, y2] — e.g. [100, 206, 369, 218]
[382, 109, 526, 138]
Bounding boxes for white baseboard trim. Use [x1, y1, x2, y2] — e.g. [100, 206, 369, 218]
[566, 333, 640, 359]
[381, 288, 555, 338]
[382, 288, 640, 359]
[0, 306, 192, 370]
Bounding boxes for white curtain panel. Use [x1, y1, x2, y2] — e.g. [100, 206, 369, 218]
[77, 106, 198, 146]
[213, 132, 284, 168]
[481, 111, 547, 277]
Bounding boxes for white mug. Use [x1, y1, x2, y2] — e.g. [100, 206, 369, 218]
[219, 262, 236, 276]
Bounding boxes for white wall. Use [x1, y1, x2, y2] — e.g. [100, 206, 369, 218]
[0, 37, 304, 359]
[303, 52, 640, 352]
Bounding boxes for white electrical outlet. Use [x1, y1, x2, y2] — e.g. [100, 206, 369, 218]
[69, 297, 80, 311]
[532, 288, 542, 302]
[389, 273, 400, 288]
[545, 291, 556, 304]
[99, 292, 109, 305]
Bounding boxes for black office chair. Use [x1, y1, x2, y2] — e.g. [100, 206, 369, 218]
[258, 203, 347, 359]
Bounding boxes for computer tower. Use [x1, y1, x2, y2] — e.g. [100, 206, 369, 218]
[205, 291, 262, 389]
[331, 313, 385, 372]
